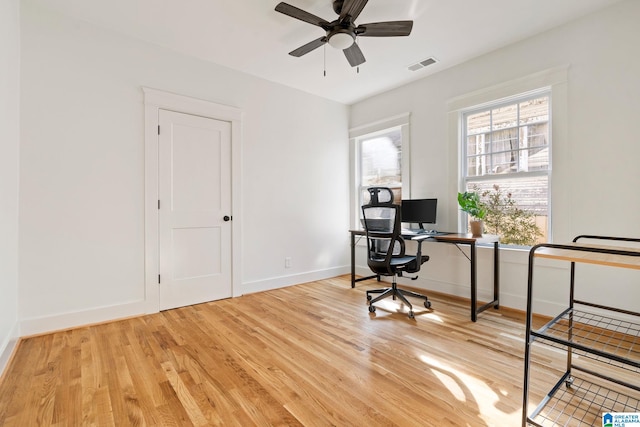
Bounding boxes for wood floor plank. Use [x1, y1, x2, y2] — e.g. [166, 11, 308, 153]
[2, 275, 560, 426]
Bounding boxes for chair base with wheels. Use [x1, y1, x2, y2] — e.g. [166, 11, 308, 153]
[366, 273, 431, 319]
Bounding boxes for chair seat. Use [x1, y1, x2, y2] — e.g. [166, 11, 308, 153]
[371, 255, 415, 265]
[390, 256, 416, 266]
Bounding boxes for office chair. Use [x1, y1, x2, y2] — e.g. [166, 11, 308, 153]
[362, 187, 431, 318]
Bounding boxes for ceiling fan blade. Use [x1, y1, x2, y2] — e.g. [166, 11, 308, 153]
[289, 36, 327, 57]
[344, 43, 366, 67]
[339, 0, 369, 22]
[275, 2, 330, 29]
[356, 21, 413, 37]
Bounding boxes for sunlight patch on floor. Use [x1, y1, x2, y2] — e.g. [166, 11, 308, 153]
[432, 370, 466, 402]
[418, 312, 443, 323]
[419, 354, 521, 424]
[368, 299, 436, 319]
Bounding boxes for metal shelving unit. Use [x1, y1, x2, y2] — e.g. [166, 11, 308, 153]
[522, 235, 640, 426]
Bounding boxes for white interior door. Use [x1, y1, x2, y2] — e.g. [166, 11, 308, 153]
[158, 109, 232, 310]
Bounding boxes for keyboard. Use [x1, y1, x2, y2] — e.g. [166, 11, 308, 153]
[402, 228, 442, 236]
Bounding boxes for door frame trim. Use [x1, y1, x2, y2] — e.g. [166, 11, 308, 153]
[142, 87, 243, 313]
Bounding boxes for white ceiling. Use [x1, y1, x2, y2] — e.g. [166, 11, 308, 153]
[31, 0, 623, 104]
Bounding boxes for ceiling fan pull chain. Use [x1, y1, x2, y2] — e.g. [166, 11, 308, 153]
[323, 44, 327, 77]
[356, 38, 359, 74]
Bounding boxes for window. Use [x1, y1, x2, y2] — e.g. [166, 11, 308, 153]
[462, 91, 551, 245]
[350, 114, 410, 227]
[358, 126, 403, 205]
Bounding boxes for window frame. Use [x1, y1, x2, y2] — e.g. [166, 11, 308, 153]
[460, 89, 552, 246]
[447, 66, 569, 246]
[350, 113, 411, 229]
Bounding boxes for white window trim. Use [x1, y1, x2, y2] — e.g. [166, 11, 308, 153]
[349, 113, 411, 229]
[446, 66, 569, 243]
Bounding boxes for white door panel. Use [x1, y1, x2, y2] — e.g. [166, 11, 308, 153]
[159, 109, 232, 310]
[171, 227, 221, 280]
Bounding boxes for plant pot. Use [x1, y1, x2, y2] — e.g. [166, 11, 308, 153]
[470, 220, 483, 237]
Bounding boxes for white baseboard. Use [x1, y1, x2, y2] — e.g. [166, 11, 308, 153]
[241, 266, 350, 295]
[0, 321, 20, 380]
[17, 267, 350, 337]
[19, 300, 150, 337]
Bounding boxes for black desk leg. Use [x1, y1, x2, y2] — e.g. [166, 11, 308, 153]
[350, 232, 356, 288]
[494, 241, 500, 309]
[471, 242, 477, 322]
[350, 231, 379, 287]
[471, 241, 500, 321]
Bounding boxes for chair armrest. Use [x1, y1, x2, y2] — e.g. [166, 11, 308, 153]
[411, 234, 429, 261]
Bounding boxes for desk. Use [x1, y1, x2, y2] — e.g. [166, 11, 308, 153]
[349, 230, 500, 322]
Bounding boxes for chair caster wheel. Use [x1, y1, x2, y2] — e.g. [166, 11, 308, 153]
[366, 295, 372, 301]
[424, 300, 431, 309]
[408, 311, 415, 319]
[368, 305, 376, 313]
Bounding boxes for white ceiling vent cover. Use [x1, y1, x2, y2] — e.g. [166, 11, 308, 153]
[408, 57, 437, 71]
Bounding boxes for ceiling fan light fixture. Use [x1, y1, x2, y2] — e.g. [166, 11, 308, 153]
[328, 31, 354, 50]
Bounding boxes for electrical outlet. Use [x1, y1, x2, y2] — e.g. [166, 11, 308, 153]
[285, 257, 291, 268]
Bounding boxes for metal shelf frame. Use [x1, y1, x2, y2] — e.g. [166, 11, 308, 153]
[522, 235, 640, 426]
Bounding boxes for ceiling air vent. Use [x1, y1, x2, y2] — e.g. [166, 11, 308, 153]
[408, 57, 437, 71]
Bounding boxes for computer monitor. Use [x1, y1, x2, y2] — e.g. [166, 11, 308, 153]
[401, 198, 437, 229]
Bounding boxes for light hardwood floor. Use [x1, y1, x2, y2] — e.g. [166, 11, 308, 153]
[1, 276, 551, 426]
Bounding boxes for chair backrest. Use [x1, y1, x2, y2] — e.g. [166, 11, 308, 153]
[362, 188, 404, 275]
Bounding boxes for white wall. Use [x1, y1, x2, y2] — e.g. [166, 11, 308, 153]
[19, 2, 350, 334]
[0, 0, 21, 373]
[14, 0, 638, 342]
[350, 0, 640, 316]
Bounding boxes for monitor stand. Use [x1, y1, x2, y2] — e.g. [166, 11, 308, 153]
[405, 223, 429, 234]
[412, 223, 438, 234]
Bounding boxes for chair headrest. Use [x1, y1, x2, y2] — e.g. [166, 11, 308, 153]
[365, 187, 394, 205]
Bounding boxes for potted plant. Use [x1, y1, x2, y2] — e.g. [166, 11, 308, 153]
[457, 191, 486, 237]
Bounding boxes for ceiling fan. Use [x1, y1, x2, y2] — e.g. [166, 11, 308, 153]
[275, 0, 413, 67]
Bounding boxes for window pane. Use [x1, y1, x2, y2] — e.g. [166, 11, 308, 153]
[491, 152, 516, 174]
[361, 129, 402, 187]
[520, 123, 548, 149]
[467, 155, 490, 177]
[467, 111, 491, 136]
[357, 126, 404, 216]
[521, 148, 549, 171]
[468, 176, 548, 216]
[466, 175, 549, 244]
[467, 133, 488, 156]
[491, 128, 518, 154]
[492, 104, 518, 131]
[519, 97, 549, 125]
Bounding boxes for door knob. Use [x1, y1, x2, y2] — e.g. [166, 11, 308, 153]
[223, 215, 231, 222]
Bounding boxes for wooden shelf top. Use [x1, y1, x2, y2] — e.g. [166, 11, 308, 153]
[534, 243, 640, 270]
